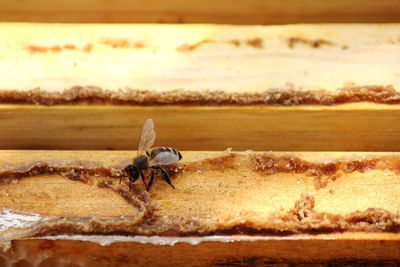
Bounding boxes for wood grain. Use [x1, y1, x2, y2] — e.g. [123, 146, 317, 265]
[1, 235, 399, 266]
[0, 0, 400, 24]
[0, 150, 399, 265]
[0, 23, 399, 151]
[1, 150, 400, 229]
[1, 150, 399, 226]
[1, 23, 400, 93]
[1, 104, 400, 151]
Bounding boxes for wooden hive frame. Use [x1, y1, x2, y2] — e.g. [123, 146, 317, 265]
[1, 0, 400, 24]
[1, 23, 400, 151]
[2, 104, 400, 151]
[0, 150, 399, 265]
[0, 2, 400, 266]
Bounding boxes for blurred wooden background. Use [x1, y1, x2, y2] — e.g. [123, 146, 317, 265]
[1, 2, 400, 151]
[0, 0, 400, 24]
[2, 105, 400, 151]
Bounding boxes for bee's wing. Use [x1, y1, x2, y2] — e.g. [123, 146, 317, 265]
[148, 151, 180, 167]
[137, 118, 156, 156]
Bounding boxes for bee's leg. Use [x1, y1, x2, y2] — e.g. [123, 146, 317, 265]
[140, 171, 148, 188]
[147, 171, 155, 191]
[125, 165, 139, 191]
[155, 166, 175, 189]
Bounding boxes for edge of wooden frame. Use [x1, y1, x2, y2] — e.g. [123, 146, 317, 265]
[1, 0, 400, 24]
[1, 103, 400, 151]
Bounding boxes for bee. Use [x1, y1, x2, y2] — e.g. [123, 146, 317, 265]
[123, 118, 182, 191]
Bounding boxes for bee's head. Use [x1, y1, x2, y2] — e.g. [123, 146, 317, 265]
[124, 164, 139, 181]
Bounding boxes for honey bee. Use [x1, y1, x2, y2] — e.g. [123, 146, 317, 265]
[123, 118, 182, 191]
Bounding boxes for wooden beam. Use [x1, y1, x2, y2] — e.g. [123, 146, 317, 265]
[1, 23, 400, 151]
[1, 234, 400, 266]
[0, 150, 399, 264]
[0, 0, 399, 24]
[1, 23, 400, 93]
[1, 104, 400, 151]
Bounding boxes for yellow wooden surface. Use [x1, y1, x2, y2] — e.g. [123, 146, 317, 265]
[1, 23, 399, 152]
[1, 104, 400, 151]
[0, 0, 400, 24]
[1, 150, 399, 221]
[2, 23, 399, 93]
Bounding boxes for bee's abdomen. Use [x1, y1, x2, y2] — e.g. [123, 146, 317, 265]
[151, 147, 182, 160]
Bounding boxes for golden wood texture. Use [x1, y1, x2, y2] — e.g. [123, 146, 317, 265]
[1, 23, 400, 151]
[1, 104, 400, 151]
[2, 150, 399, 221]
[0, 150, 399, 265]
[1, 23, 400, 92]
[0, 0, 400, 24]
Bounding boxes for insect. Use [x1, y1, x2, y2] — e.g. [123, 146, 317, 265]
[123, 118, 182, 191]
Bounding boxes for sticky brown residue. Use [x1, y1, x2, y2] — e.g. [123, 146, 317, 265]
[0, 159, 153, 233]
[0, 160, 158, 250]
[2, 153, 398, 193]
[267, 194, 400, 234]
[1, 154, 399, 188]
[251, 154, 400, 189]
[288, 37, 336, 49]
[246, 37, 263, 48]
[2, 85, 400, 106]
[345, 208, 399, 231]
[176, 39, 215, 52]
[252, 154, 337, 176]
[0, 153, 399, 243]
[29, 195, 399, 237]
[0, 161, 125, 183]
[63, 44, 76, 50]
[26, 44, 93, 54]
[176, 37, 263, 52]
[82, 43, 93, 53]
[289, 193, 315, 221]
[0, 154, 237, 196]
[148, 193, 400, 236]
[0, 160, 151, 212]
[26, 45, 63, 53]
[162, 153, 237, 181]
[0, 154, 239, 185]
[180, 153, 237, 173]
[99, 38, 145, 49]
[227, 39, 241, 47]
